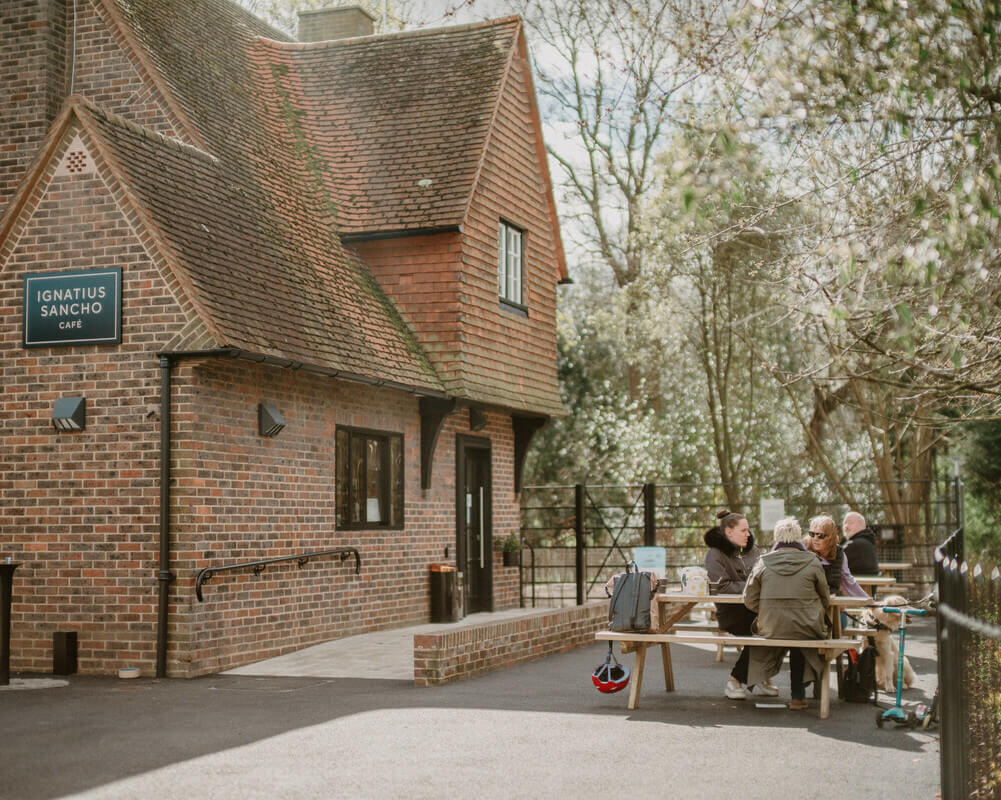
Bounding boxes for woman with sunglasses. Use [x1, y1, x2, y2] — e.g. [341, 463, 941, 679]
[805, 515, 869, 598]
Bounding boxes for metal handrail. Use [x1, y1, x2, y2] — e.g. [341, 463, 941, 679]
[195, 547, 361, 602]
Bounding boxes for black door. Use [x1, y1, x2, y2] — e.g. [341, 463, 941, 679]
[457, 436, 492, 614]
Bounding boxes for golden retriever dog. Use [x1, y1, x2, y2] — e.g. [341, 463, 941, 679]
[861, 594, 916, 692]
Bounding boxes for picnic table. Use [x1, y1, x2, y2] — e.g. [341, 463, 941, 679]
[877, 562, 912, 573]
[659, 592, 871, 638]
[595, 592, 875, 717]
[854, 575, 898, 596]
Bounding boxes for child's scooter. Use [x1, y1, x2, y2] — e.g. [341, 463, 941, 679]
[875, 605, 928, 728]
[915, 686, 939, 730]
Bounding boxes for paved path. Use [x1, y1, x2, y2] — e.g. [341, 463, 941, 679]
[1, 617, 942, 800]
[224, 608, 537, 680]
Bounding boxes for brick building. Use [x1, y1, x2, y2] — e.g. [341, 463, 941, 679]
[0, 0, 566, 677]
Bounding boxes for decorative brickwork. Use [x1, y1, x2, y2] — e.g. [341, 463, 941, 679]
[413, 602, 606, 686]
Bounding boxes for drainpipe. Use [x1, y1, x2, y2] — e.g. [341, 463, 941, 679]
[155, 355, 175, 678]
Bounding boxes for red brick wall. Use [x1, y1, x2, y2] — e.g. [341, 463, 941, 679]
[0, 128, 194, 676]
[0, 0, 189, 213]
[3, 173, 522, 676]
[493, 551, 521, 610]
[413, 602, 605, 686]
[170, 364, 522, 676]
[0, 5, 548, 678]
[0, 131, 526, 680]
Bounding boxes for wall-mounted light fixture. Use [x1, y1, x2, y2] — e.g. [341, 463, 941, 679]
[469, 406, 487, 432]
[258, 402, 285, 437]
[52, 396, 86, 431]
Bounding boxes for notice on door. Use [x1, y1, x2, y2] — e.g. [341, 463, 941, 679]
[23, 268, 122, 347]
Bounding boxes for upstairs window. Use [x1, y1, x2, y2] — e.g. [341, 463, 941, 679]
[498, 221, 524, 307]
[335, 426, 404, 529]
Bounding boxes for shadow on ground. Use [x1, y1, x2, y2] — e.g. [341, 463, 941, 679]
[1, 620, 940, 799]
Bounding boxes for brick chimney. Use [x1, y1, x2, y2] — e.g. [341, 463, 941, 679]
[297, 6, 377, 41]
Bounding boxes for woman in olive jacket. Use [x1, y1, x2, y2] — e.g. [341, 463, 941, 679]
[743, 516, 831, 710]
[704, 510, 775, 699]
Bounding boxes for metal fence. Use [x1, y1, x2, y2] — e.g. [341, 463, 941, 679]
[936, 529, 1001, 799]
[519, 478, 961, 608]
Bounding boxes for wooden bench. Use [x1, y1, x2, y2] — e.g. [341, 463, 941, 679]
[595, 629, 861, 718]
[620, 622, 730, 660]
[668, 622, 732, 661]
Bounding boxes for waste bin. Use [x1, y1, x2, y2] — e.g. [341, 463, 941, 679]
[430, 564, 459, 623]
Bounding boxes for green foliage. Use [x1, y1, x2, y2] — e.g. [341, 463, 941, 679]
[961, 421, 1001, 562]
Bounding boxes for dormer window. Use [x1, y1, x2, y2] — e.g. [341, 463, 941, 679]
[498, 221, 523, 308]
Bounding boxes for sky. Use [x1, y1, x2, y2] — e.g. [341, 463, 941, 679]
[403, 0, 514, 28]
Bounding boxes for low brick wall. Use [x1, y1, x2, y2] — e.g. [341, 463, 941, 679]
[413, 602, 606, 686]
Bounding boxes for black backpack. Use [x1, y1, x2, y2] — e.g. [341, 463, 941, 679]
[843, 641, 878, 704]
[607, 562, 656, 632]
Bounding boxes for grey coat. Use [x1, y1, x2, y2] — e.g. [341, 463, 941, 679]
[742, 545, 831, 687]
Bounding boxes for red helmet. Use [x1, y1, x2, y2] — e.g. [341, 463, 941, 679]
[592, 646, 630, 693]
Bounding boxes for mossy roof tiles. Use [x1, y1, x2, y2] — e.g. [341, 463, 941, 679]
[17, 0, 554, 408]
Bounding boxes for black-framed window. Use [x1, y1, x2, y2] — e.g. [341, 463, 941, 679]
[498, 220, 523, 307]
[335, 426, 404, 529]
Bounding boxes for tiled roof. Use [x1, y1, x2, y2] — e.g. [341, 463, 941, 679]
[110, 0, 517, 236]
[269, 20, 519, 234]
[78, 98, 444, 391]
[102, 0, 483, 390]
[89, 0, 548, 404]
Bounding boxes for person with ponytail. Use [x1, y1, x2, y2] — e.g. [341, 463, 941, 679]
[704, 509, 777, 700]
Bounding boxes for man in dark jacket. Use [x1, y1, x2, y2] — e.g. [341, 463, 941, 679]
[842, 511, 880, 576]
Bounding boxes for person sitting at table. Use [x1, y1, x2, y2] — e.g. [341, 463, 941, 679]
[842, 511, 880, 576]
[704, 509, 777, 700]
[806, 515, 870, 599]
[743, 516, 831, 710]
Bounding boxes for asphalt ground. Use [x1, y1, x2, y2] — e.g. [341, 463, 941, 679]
[1, 617, 941, 800]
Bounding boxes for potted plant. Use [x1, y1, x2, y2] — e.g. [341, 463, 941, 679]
[500, 534, 521, 567]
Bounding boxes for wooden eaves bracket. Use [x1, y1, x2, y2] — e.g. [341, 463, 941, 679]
[419, 396, 457, 490]
[512, 414, 548, 493]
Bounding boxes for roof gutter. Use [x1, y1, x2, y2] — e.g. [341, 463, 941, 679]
[339, 225, 461, 244]
[156, 346, 453, 400]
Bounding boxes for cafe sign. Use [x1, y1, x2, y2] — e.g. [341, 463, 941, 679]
[23, 268, 122, 348]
